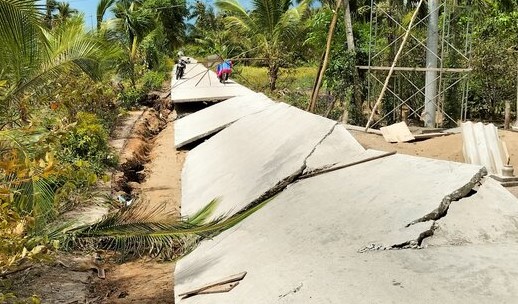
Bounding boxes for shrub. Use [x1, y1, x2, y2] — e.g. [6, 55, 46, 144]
[141, 71, 166, 91]
[119, 87, 144, 109]
[57, 112, 117, 175]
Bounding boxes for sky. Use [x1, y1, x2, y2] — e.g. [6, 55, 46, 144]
[55, 0, 253, 29]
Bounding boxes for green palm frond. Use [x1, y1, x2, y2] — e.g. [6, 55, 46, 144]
[12, 175, 56, 223]
[215, 0, 253, 27]
[274, 0, 309, 40]
[0, 0, 45, 52]
[58, 197, 271, 261]
[5, 19, 114, 104]
[187, 198, 219, 225]
[0, 1, 114, 125]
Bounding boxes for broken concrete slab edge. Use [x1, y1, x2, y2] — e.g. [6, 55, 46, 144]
[175, 101, 277, 149]
[406, 166, 488, 228]
[175, 124, 230, 149]
[227, 123, 339, 220]
[300, 151, 397, 180]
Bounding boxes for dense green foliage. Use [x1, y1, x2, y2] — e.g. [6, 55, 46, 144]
[0, 0, 187, 274]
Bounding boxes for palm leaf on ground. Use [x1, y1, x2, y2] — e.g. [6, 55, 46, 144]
[57, 197, 271, 261]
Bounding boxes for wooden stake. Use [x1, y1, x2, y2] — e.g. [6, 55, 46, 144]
[308, 0, 343, 113]
[178, 272, 247, 298]
[505, 100, 511, 130]
[365, 0, 424, 131]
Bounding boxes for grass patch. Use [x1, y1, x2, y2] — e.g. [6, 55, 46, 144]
[232, 65, 317, 111]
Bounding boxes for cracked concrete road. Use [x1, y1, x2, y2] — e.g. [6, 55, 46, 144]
[175, 156, 518, 303]
[175, 98, 518, 303]
[174, 93, 273, 148]
[180, 103, 338, 220]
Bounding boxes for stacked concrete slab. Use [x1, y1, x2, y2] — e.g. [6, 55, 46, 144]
[174, 93, 273, 148]
[461, 121, 507, 175]
[171, 63, 254, 103]
[174, 90, 518, 303]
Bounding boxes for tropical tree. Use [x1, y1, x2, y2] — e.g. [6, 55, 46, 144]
[215, 0, 309, 91]
[144, 0, 188, 51]
[111, 0, 156, 86]
[54, 1, 78, 24]
[0, 0, 115, 127]
[97, 0, 116, 30]
[45, 0, 57, 28]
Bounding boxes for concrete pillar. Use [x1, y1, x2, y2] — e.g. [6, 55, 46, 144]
[424, 0, 439, 127]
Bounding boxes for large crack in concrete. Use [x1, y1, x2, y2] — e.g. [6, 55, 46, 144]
[406, 167, 487, 227]
[223, 119, 489, 254]
[241, 123, 339, 212]
[359, 166, 488, 252]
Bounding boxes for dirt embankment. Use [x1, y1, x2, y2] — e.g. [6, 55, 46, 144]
[95, 93, 186, 303]
[4, 91, 184, 303]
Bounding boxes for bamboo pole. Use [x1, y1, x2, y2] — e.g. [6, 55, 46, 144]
[364, 0, 424, 131]
[307, 0, 343, 113]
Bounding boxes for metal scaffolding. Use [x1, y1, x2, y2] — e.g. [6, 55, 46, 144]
[360, 0, 472, 128]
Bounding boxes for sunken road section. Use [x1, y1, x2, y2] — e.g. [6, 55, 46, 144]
[171, 76, 518, 303]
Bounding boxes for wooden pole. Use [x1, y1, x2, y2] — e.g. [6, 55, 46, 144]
[308, 0, 343, 113]
[505, 100, 511, 130]
[364, 0, 424, 131]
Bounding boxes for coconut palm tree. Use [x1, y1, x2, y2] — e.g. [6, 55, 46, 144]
[215, 0, 309, 91]
[54, 1, 78, 24]
[111, 0, 156, 86]
[45, 0, 57, 28]
[97, 0, 116, 30]
[0, 0, 114, 127]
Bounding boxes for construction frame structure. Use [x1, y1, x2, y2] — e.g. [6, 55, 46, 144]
[360, 0, 473, 128]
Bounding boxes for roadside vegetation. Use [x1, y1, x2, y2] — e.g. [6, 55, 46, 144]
[1, 0, 518, 300]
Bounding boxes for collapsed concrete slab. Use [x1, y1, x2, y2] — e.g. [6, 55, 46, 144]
[171, 63, 254, 103]
[174, 93, 274, 148]
[175, 155, 493, 303]
[181, 103, 338, 219]
[303, 123, 369, 173]
[425, 177, 518, 246]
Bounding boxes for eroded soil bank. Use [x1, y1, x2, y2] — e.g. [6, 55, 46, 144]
[4, 92, 185, 303]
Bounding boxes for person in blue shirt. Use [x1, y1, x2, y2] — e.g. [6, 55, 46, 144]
[216, 59, 233, 83]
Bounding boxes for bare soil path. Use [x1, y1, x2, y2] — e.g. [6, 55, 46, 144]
[97, 112, 186, 304]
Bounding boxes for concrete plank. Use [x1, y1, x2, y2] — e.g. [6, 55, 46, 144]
[380, 121, 415, 143]
[171, 63, 254, 103]
[174, 93, 274, 148]
[425, 177, 518, 246]
[175, 155, 489, 303]
[462, 121, 506, 175]
[181, 103, 337, 219]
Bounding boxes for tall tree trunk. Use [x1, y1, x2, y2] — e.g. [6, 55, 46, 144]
[342, 0, 362, 124]
[308, 0, 343, 113]
[268, 62, 279, 91]
[515, 62, 518, 126]
[45, 0, 55, 29]
[344, 0, 355, 51]
[505, 100, 511, 130]
[423, 0, 440, 127]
